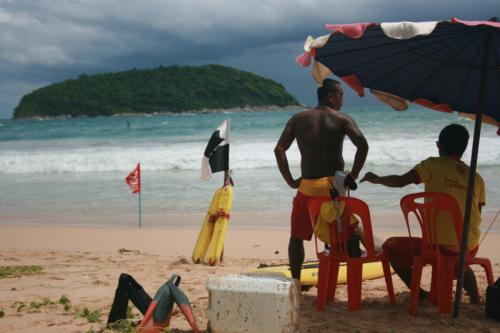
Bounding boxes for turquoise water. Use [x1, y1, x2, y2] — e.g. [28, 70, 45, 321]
[0, 106, 498, 228]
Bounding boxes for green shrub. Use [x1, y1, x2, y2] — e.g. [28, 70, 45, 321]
[0, 266, 43, 278]
[58, 295, 71, 311]
[78, 308, 102, 323]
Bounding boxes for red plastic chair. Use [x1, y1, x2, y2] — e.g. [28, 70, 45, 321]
[400, 192, 494, 315]
[308, 196, 395, 311]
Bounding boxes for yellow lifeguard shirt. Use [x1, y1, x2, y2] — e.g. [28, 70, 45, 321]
[413, 156, 486, 251]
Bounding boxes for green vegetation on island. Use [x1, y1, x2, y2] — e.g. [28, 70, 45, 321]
[13, 64, 300, 119]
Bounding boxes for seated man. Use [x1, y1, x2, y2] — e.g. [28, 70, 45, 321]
[360, 124, 485, 303]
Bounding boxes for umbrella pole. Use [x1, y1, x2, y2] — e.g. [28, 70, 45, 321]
[452, 33, 490, 318]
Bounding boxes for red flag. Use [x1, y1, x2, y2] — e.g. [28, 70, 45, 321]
[125, 163, 141, 194]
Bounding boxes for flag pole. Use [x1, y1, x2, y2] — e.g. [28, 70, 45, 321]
[125, 162, 142, 228]
[138, 191, 142, 228]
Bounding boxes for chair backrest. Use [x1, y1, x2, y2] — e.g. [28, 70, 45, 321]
[400, 192, 463, 257]
[307, 196, 377, 257]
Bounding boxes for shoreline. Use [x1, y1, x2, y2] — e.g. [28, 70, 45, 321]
[1, 210, 497, 231]
[9, 105, 306, 121]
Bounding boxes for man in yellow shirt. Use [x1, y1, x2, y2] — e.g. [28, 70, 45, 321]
[360, 124, 485, 303]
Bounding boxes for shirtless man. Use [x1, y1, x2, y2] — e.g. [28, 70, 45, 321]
[274, 79, 369, 281]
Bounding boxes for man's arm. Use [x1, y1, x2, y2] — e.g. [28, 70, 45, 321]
[360, 170, 419, 187]
[274, 117, 301, 189]
[345, 116, 368, 179]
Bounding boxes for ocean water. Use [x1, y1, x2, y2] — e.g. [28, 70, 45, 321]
[0, 106, 498, 230]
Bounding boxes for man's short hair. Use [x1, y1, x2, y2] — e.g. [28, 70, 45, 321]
[439, 124, 469, 157]
[317, 79, 341, 102]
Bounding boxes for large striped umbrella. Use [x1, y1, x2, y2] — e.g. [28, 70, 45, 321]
[296, 17, 499, 317]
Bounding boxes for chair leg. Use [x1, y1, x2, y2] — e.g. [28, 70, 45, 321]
[381, 258, 396, 305]
[346, 261, 363, 311]
[327, 261, 340, 304]
[436, 262, 454, 314]
[429, 264, 438, 305]
[316, 258, 330, 311]
[409, 260, 423, 316]
[483, 262, 494, 286]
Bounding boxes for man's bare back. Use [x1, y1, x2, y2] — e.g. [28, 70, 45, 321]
[294, 106, 354, 178]
[275, 106, 367, 185]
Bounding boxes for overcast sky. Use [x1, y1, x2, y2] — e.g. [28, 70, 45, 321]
[0, 0, 498, 119]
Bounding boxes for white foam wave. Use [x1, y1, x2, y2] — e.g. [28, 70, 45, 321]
[0, 137, 498, 174]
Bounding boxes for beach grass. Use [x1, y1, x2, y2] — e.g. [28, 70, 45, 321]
[0, 265, 43, 278]
[77, 308, 102, 323]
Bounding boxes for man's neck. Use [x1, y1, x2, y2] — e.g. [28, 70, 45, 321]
[317, 103, 339, 110]
[441, 154, 462, 161]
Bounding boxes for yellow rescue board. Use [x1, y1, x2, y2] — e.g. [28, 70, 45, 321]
[192, 185, 233, 266]
[248, 261, 390, 286]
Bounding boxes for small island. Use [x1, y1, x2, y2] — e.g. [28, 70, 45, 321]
[13, 64, 300, 119]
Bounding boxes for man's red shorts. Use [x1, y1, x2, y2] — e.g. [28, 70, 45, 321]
[291, 191, 315, 240]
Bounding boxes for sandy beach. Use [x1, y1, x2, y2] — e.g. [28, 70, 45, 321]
[1, 213, 499, 333]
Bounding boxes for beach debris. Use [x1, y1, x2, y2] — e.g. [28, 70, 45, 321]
[172, 257, 189, 265]
[118, 248, 140, 255]
[13, 302, 25, 312]
[274, 250, 279, 254]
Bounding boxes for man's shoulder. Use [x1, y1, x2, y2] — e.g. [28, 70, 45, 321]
[415, 156, 438, 166]
[424, 156, 440, 163]
[413, 157, 439, 174]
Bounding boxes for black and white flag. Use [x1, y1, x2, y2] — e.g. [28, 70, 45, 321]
[201, 119, 230, 179]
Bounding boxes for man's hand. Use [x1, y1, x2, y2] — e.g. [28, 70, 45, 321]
[344, 173, 358, 190]
[360, 172, 378, 184]
[290, 177, 302, 189]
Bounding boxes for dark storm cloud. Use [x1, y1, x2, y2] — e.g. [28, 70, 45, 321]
[0, 0, 498, 118]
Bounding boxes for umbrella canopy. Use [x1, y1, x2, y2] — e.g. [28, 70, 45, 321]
[296, 17, 499, 317]
[297, 17, 500, 133]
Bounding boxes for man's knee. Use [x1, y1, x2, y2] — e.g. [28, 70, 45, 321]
[290, 236, 304, 245]
[382, 237, 397, 253]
